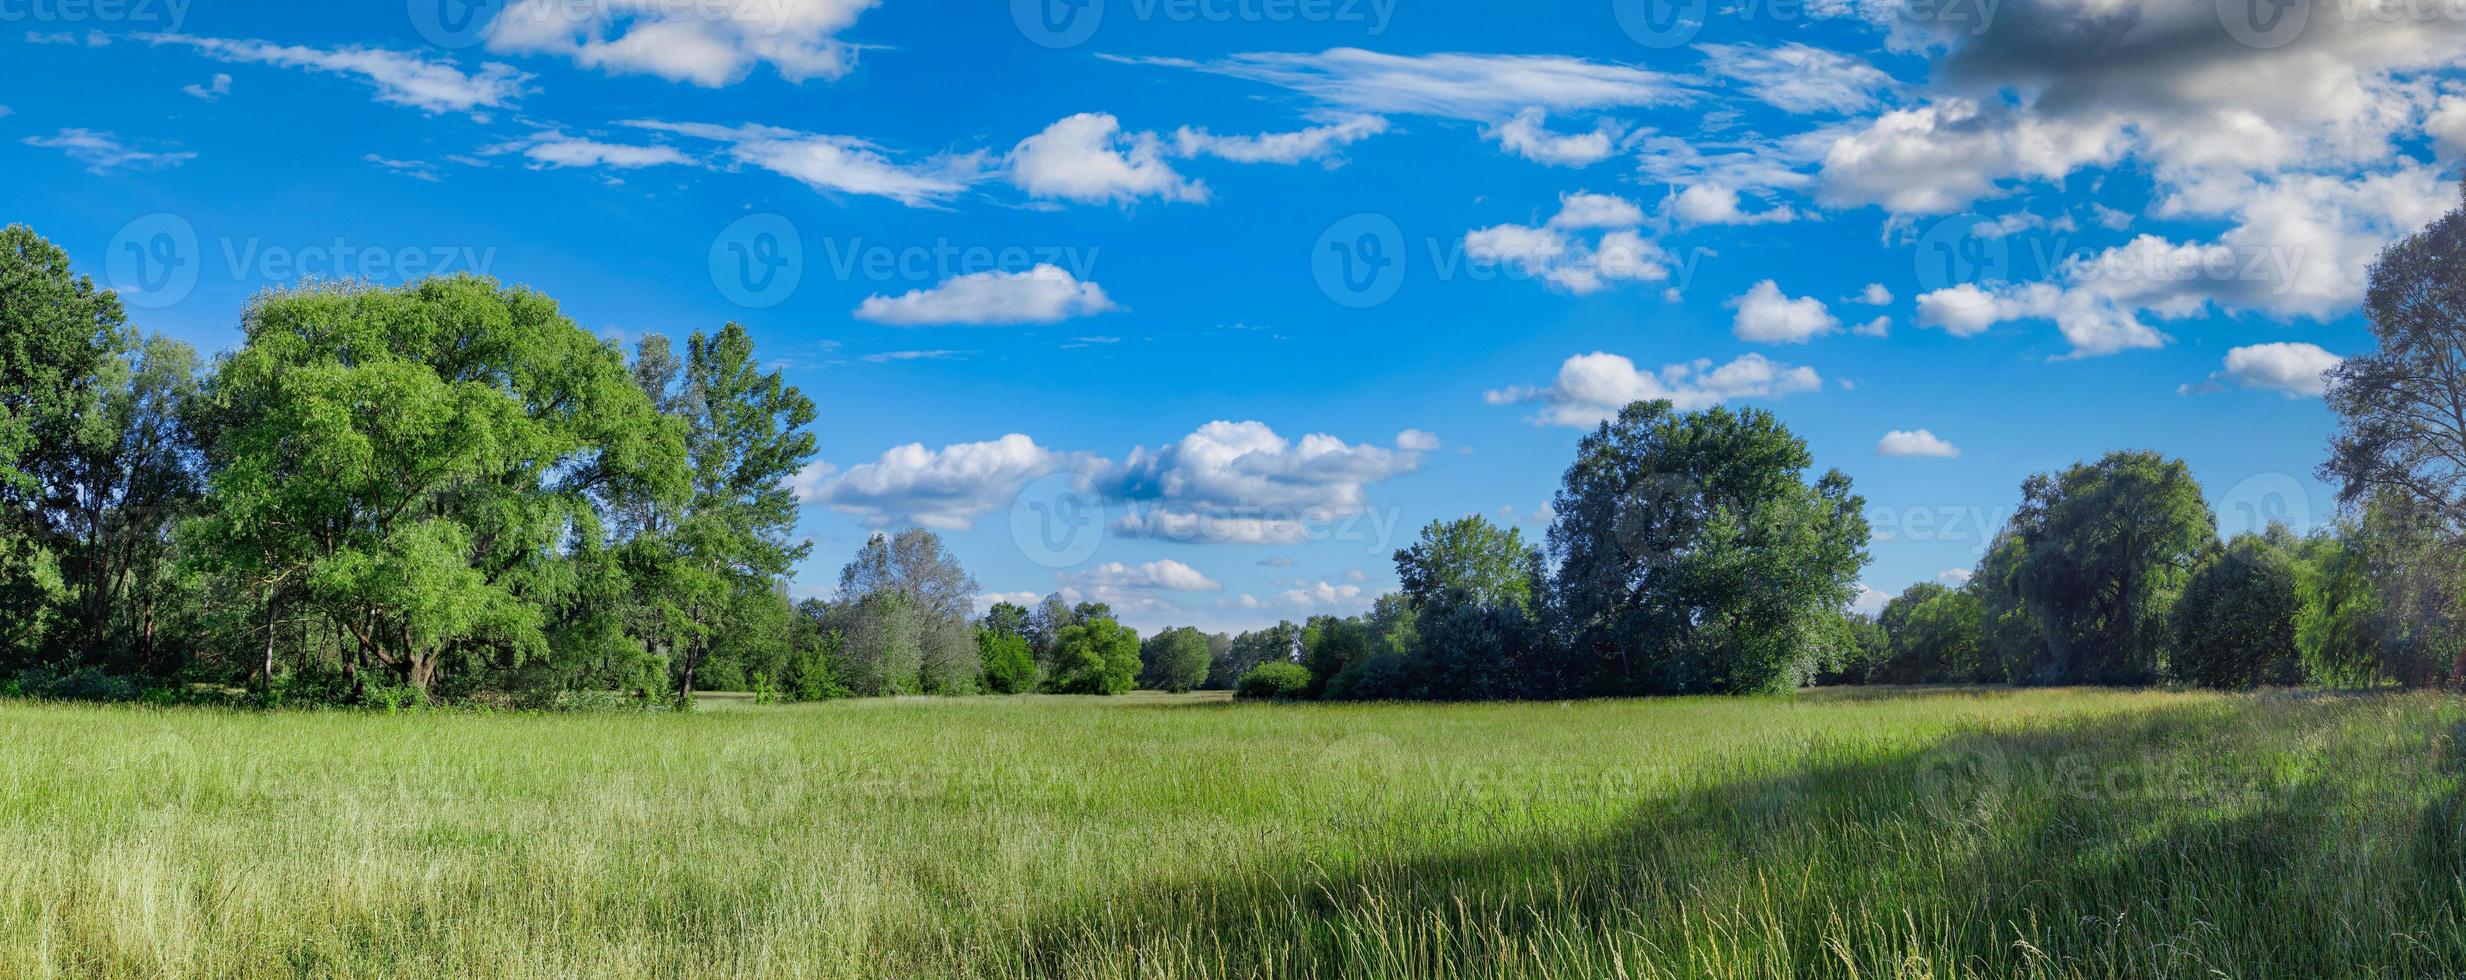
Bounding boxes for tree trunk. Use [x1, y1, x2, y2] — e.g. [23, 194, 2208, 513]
[261, 594, 278, 692]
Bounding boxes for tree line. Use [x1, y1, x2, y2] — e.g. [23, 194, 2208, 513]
[6, 178, 2466, 707]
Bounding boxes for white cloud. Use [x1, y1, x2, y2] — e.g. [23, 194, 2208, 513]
[1138, 48, 1687, 122]
[22, 129, 196, 174]
[1274, 580, 1375, 614]
[1853, 316, 1891, 338]
[1853, 283, 1892, 305]
[364, 154, 441, 181]
[1065, 560, 1224, 594]
[1008, 113, 1206, 206]
[1668, 183, 1799, 226]
[1817, 99, 2127, 216]
[1877, 429, 1962, 458]
[182, 73, 231, 100]
[1851, 584, 1891, 616]
[627, 119, 979, 206]
[1729, 280, 1841, 343]
[484, 0, 878, 86]
[1105, 421, 1424, 544]
[1701, 42, 1893, 114]
[1484, 108, 1622, 166]
[1395, 429, 1443, 451]
[142, 34, 529, 115]
[1465, 191, 1669, 295]
[2185, 342, 2343, 398]
[1170, 114, 1386, 164]
[792, 434, 1082, 530]
[854, 265, 1121, 326]
[517, 133, 693, 169]
[1487, 352, 1824, 427]
[1938, 568, 1974, 586]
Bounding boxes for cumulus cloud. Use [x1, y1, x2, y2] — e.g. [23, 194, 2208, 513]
[182, 73, 231, 101]
[1487, 352, 1823, 428]
[1463, 191, 1670, 295]
[1877, 429, 1962, 458]
[1484, 108, 1622, 166]
[1008, 113, 1206, 206]
[1668, 184, 1800, 226]
[483, 0, 878, 86]
[142, 34, 529, 115]
[2183, 342, 2343, 398]
[1728, 280, 1841, 343]
[793, 434, 1083, 530]
[1063, 560, 1224, 597]
[854, 265, 1121, 326]
[1395, 429, 1443, 451]
[1105, 421, 1425, 544]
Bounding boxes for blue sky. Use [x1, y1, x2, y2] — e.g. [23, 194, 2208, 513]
[6, 0, 2456, 632]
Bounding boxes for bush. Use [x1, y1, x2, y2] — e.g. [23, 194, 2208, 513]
[6, 666, 142, 702]
[1236, 662, 1312, 701]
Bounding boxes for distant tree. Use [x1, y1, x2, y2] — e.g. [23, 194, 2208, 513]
[837, 529, 980, 695]
[1812, 611, 1888, 686]
[1139, 626, 1211, 693]
[1396, 516, 1541, 611]
[2288, 520, 2388, 687]
[1548, 401, 1868, 696]
[1235, 661, 1312, 701]
[2001, 451, 2214, 685]
[49, 334, 204, 674]
[1300, 616, 1369, 699]
[1872, 583, 1987, 685]
[1046, 616, 1141, 695]
[1209, 621, 1299, 689]
[976, 627, 1037, 694]
[2171, 532, 2303, 689]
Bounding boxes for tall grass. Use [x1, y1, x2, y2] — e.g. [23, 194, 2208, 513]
[1, 688, 2458, 978]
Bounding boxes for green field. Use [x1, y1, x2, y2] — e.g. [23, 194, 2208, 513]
[3, 689, 2462, 978]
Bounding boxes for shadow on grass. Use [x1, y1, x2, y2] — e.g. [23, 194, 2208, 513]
[995, 694, 2466, 978]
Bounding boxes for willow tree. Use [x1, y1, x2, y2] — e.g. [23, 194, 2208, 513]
[1548, 401, 1869, 696]
[187, 276, 686, 696]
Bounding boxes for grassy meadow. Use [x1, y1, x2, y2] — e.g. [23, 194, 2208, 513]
[3, 688, 2463, 978]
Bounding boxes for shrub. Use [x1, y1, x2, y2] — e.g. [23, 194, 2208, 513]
[1236, 662, 1312, 701]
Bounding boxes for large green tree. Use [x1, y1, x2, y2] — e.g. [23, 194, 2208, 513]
[1548, 401, 1869, 695]
[2000, 451, 2214, 685]
[186, 276, 687, 696]
[1139, 626, 1211, 693]
[2171, 532, 2303, 689]
[1046, 616, 1141, 695]
[633, 324, 817, 700]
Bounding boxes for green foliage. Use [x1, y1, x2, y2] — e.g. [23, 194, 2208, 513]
[1300, 617, 1368, 699]
[1548, 401, 1869, 696]
[1138, 626, 1210, 694]
[1045, 617, 1141, 695]
[1395, 516, 1540, 613]
[978, 628, 1037, 695]
[1998, 451, 2215, 686]
[185, 276, 689, 696]
[1234, 661, 1312, 700]
[2171, 532, 2303, 689]
[1871, 583, 1988, 684]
